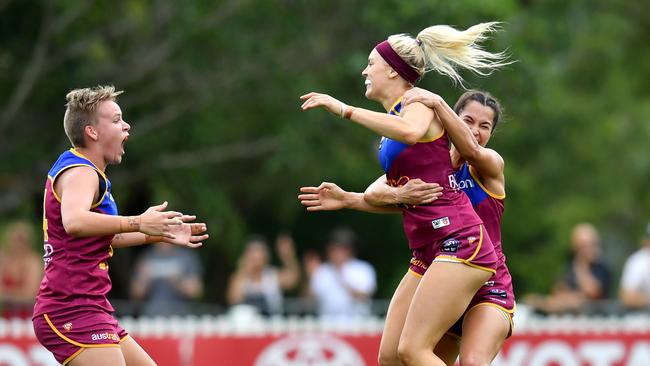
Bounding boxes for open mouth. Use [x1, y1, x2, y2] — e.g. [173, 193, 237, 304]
[121, 135, 129, 153]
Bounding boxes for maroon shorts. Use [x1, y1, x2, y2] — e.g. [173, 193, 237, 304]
[409, 224, 497, 277]
[447, 259, 516, 338]
[32, 308, 128, 365]
[407, 225, 511, 337]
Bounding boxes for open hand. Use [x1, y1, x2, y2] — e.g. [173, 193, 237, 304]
[402, 87, 444, 109]
[300, 92, 347, 117]
[139, 201, 183, 238]
[299, 182, 347, 211]
[163, 215, 208, 248]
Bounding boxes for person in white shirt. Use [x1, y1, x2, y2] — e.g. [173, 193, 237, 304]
[310, 228, 377, 319]
[620, 223, 650, 309]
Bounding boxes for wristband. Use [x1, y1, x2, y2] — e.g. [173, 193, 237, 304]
[344, 106, 356, 119]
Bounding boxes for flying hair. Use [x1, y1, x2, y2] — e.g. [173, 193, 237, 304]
[387, 22, 513, 86]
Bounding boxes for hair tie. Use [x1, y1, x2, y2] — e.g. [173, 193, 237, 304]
[415, 39, 422, 46]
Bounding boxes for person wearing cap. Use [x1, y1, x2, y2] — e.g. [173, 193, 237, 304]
[619, 223, 650, 310]
[300, 22, 512, 365]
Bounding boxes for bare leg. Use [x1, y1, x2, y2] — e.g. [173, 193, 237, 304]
[397, 262, 491, 366]
[458, 305, 510, 366]
[69, 347, 125, 366]
[433, 334, 460, 366]
[378, 271, 421, 366]
[121, 336, 157, 366]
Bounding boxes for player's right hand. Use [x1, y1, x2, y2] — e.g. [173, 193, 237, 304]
[299, 182, 347, 211]
[139, 201, 183, 238]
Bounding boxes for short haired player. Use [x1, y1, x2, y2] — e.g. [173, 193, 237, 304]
[33, 86, 208, 366]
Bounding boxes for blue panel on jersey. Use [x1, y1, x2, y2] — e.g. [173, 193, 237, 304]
[100, 180, 118, 216]
[49, 149, 119, 216]
[455, 163, 488, 206]
[378, 102, 409, 173]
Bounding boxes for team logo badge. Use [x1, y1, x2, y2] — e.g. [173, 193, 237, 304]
[442, 238, 460, 253]
[63, 322, 72, 332]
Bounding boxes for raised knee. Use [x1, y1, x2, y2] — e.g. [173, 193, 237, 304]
[460, 353, 489, 366]
[397, 340, 417, 366]
[378, 351, 401, 366]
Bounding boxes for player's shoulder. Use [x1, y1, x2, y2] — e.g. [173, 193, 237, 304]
[56, 165, 100, 187]
[400, 100, 434, 117]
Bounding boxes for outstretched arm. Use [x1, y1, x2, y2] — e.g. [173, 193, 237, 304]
[299, 178, 442, 213]
[112, 220, 208, 249]
[300, 92, 437, 145]
[299, 182, 400, 213]
[403, 88, 504, 178]
[56, 166, 185, 238]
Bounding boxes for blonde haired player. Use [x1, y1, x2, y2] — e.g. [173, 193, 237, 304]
[300, 23, 512, 366]
[32, 85, 208, 366]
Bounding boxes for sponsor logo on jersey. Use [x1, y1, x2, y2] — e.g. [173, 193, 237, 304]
[489, 289, 508, 299]
[442, 238, 460, 253]
[91, 332, 119, 342]
[432, 217, 450, 229]
[42, 243, 54, 267]
[63, 323, 72, 332]
[410, 257, 429, 271]
[449, 174, 475, 191]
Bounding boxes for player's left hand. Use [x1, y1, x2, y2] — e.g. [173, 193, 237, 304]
[300, 92, 347, 117]
[164, 215, 208, 248]
[402, 87, 444, 109]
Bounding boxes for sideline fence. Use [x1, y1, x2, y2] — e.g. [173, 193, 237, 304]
[2, 308, 650, 365]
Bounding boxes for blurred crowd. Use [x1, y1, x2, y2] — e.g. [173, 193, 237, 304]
[524, 221, 650, 315]
[225, 228, 376, 320]
[2, 219, 650, 319]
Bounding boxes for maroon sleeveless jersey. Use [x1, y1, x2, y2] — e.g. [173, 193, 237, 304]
[378, 99, 482, 249]
[33, 149, 117, 317]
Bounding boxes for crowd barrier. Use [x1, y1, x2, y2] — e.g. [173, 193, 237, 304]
[2, 309, 650, 365]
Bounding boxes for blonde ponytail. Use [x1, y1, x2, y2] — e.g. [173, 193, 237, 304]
[387, 22, 512, 86]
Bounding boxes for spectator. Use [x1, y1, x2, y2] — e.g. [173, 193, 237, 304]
[0, 221, 43, 318]
[619, 222, 650, 310]
[526, 222, 611, 313]
[310, 228, 377, 319]
[300, 249, 322, 313]
[226, 233, 300, 316]
[130, 242, 203, 316]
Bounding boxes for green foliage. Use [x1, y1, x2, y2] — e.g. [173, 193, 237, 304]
[1, 0, 649, 302]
